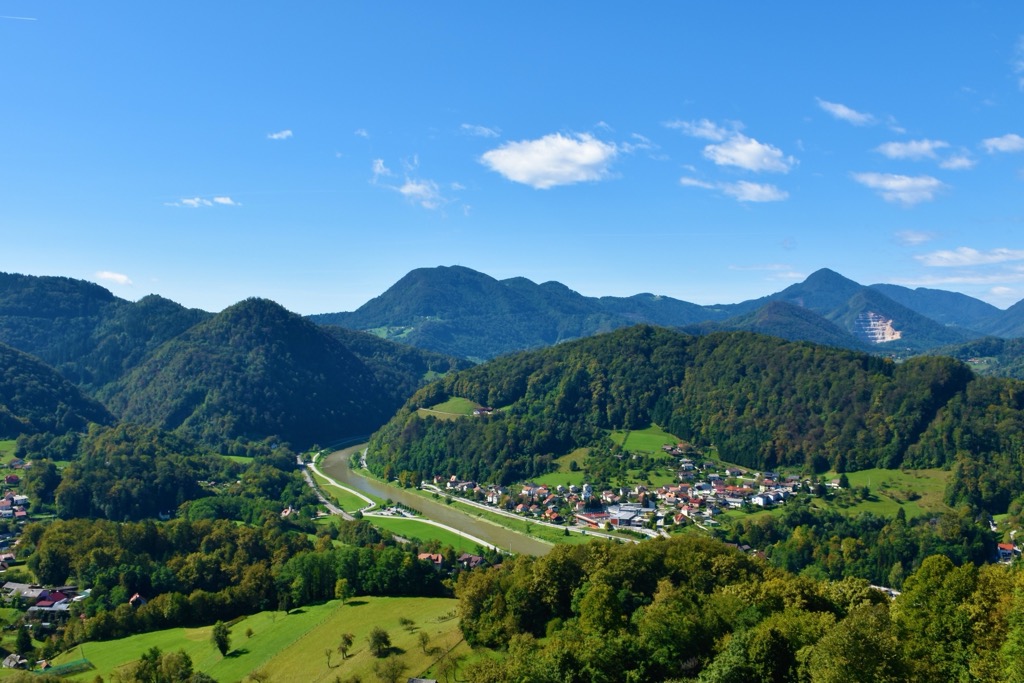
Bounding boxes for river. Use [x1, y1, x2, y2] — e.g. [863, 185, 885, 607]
[319, 445, 554, 556]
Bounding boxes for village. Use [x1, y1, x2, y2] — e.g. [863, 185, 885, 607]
[428, 443, 838, 536]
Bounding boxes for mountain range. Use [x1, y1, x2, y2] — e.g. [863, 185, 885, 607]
[3, 265, 1024, 449]
[312, 265, 1024, 360]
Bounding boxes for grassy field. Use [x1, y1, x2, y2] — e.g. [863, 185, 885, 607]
[49, 597, 466, 682]
[310, 471, 376, 511]
[364, 516, 483, 553]
[0, 440, 17, 465]
[818, 467, 952, 518]
[417, 397, 479, 421]
[532, 448, 589, 487]
[610, 424, 680, 454]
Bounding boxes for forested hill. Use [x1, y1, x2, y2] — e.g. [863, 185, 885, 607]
[0, 272, 211, 389]
[100, 298, 459, 451]
[0, 341, 115, 437]
[310, 265, 728, 361]
[368, 325, 1024, 512]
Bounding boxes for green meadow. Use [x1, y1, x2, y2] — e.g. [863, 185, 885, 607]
[610, 424, 680, 454]
[364, 515, 483, 553]
[818, 467, 952, 518]
[532, 448, 589, 487]
[48, 597, 465, 682]
[0, 440, 17, 465]
[417, 396, 479, 420]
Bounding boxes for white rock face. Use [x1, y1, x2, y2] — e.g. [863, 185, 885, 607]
[855, 311, 902, 343]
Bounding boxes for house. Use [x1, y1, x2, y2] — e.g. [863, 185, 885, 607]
[997, 543, 1017, 562]
[4, 474, 19, 486]
[129, 593, 147, 608]
[417, 553, 444, 572]
[457, 554, 487, 570]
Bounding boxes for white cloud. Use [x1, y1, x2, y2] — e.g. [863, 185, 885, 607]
[916, 247, 1024, 267]
[851, 172, 945, 206]
[398, 179, 443, 209]
[166, 195, 239, 208]
[939, 154, 976, 170]
[461, 123, 500, 138]
[95, 271, 132, 286]
[267, 129, 293, 141]
[354, 129, 369, 138]
[992, 286, 1015, 296]
[371, 159, 392, 180]
[678, 177, 715, 190]
[703, 134, 795, 173]
[895, 230, 936, 246]
[875, 139, 949, 160]
[679, 177, 788, 202]
[480, 133, 618, 189]
[721, 181, 789, 202]
[665, 118, 733, 141]
[982, 133, 1024, 153]
[179, 197, 211, 208]
[816, 98, 875, 126]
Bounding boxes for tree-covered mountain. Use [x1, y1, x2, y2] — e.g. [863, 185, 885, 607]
[0, 341, 115, 438]
[100, 298, 462, 451]
[310, 265, 731, 361]
[682, 300, 874, 351]
[0, 272, 211, 389]
[313, 265, 1003, 361]
[367, 325, 1024, 512]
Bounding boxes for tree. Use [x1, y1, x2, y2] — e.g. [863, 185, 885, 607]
[15, 626, 33, 656]
[398, 616, 415, 632]
[211, 620, 231, 656]
[373, 655, 407, 683]
[338, 632, 355, 660]
[418, 630, 431, 654]
[335, 578, 353, 604]
[367, 626, 391, 658]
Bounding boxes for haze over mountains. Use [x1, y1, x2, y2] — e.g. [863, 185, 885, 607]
[3, 266, 1024, 450]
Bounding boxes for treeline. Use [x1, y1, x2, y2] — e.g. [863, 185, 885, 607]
[723, 500, 991, 587]
[22, 516, 446, 648]
[457, 534, 1024, 683]
[368, 326, 1024, 513]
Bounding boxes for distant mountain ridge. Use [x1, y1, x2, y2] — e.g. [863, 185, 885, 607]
[312, 265, 1015, 360]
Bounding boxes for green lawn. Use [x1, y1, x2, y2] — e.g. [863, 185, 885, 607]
[417, 397, 480, 420]
[0, 440, 17, 465]
[532, 448, 589, 487]
[52, 597, 465, 682]
[311, 471, 376, 511]
[610, 424, 680, 454]
[818, 467, 952, 518]
[365, 515, 484, 553]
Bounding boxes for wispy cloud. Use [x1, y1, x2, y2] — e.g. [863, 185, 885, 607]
[461, 123, 500, 138]
[165, 195, 240, 208]
[680, 177, 789, 203]
[0, 15, 37, 21]
[895, 230, 936, 246]
[371, 159, 393, 181]
[851, 172, 945, 206]
[95, 271, 132, 286]
[939, 154, 976, 170]
[875, 139, 949, 160]
[354, 129, 369, 138]
[267, 129, 293, 141]
[664, 118, 734, 141]
[703, 134, 796, 173]
[480, 133, 618, 189]
[398, 179, 444, 209]
[982, 133, 1024, 153]
[816, 98, 875, 126]
[916, 247, 1024, 267]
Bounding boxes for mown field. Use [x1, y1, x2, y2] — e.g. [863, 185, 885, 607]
[417, 397, 480, 421]
[364, 515, 483, 554]
[44, 597, 466, 683]
[0, 440, 17, 465]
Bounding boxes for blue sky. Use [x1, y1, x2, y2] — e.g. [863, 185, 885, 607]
[2, 3, 1024, 314]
